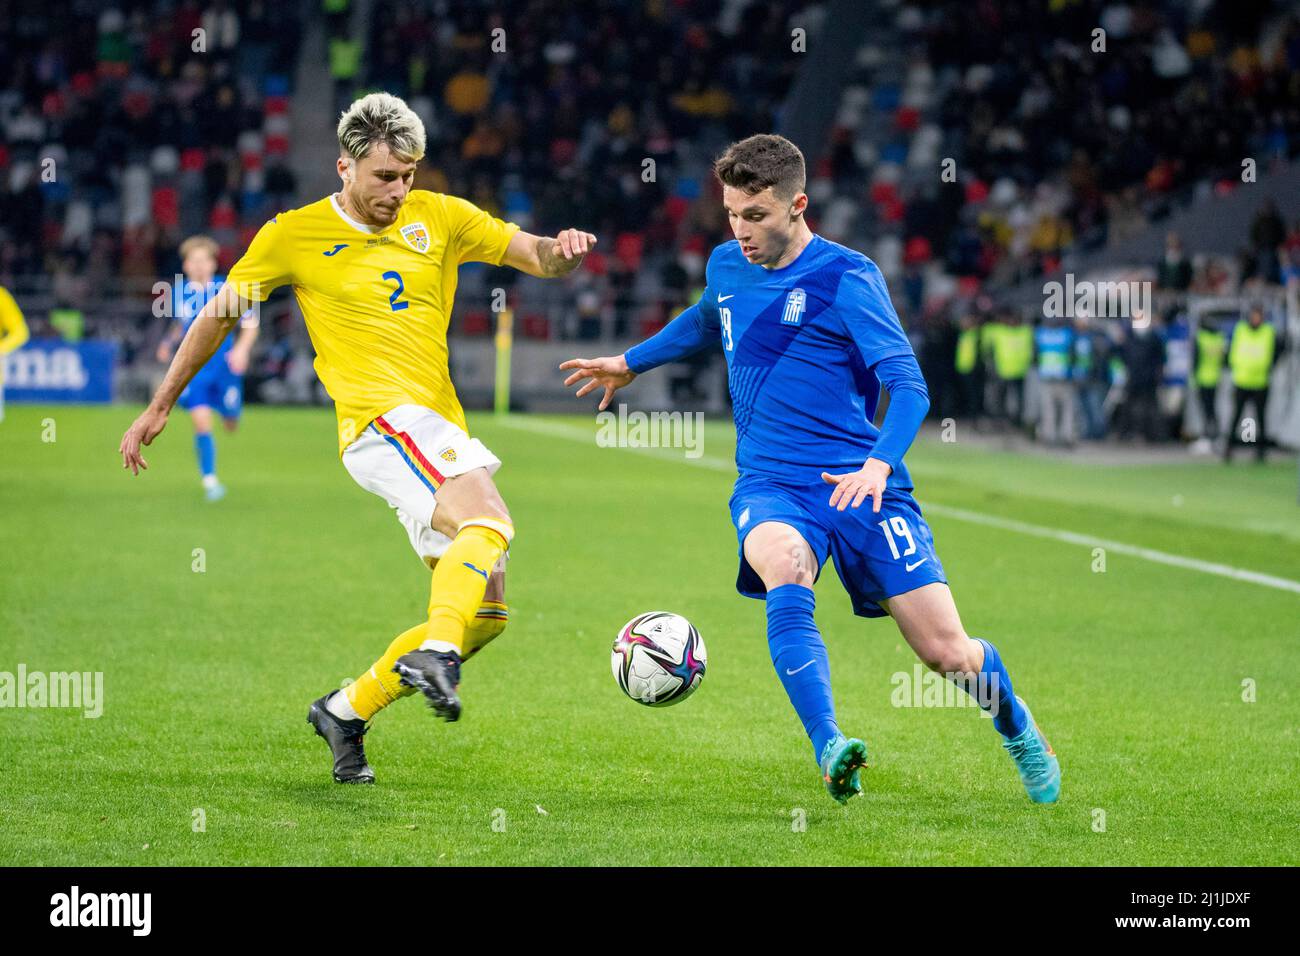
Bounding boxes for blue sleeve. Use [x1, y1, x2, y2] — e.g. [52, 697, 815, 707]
[834, 262, 915, 367]
[829, 261, 926, 471]
[830, 260, 926, 469]
[625, 298, 721, 374]
[870, 353, 930, 472]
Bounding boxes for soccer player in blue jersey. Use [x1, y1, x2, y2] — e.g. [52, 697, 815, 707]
[562, 134, 1060, 805]
[156, 236, 260, 501]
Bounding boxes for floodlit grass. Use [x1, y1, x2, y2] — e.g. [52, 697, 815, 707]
[1, 405, 1296, 865]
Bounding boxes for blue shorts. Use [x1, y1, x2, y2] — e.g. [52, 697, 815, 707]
[178, 362, 243, 419]
[729, 474, 947, 618]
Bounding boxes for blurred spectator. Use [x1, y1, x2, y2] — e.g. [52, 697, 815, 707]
[1117, 311, 1166, 442]
[1191, 317, 1228, 452]
[919, 306, 959, 421]
[50, 305, 85, 342]
[1159, 304, 1192, 439]
[986, 310, 1032, 428]
[330, 35, 362, 115]
[1072, 313, 1112, 440]
[954, 312, 984, 426]
[1156, 232, 1193, 291]
[1248, 201, 1286, 284]
[1034, 313, 1077, 447]
[1223, 304, 1281, 462]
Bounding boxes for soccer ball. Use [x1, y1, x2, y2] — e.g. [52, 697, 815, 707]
[611, 611, 707, 706]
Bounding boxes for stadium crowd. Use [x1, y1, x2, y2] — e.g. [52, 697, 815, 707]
[822, 0, 1300, 293]
[0, 0, 1295, 451]
[0, 0, 302, 295]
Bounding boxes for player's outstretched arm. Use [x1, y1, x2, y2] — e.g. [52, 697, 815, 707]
[560, 300, 721, 409]
[119, 283, 249, 475]
[502, 229, 597, 278]
[559, 355, 636, 411]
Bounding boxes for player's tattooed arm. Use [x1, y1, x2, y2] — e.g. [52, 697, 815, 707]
[504, 229, 597, 278]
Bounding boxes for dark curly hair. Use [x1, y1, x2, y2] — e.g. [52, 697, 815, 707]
[713, 134, 806, 200]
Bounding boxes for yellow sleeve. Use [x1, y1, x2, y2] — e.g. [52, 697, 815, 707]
[442, 194, 520, 266]
[0, 287, 31, 355]
[225, 216, 294, 301]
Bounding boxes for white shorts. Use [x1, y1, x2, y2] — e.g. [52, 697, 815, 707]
[342, 404, 501, 567]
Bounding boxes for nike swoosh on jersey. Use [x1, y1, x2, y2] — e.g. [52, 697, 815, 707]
[718, 293, 735, 302]
[785, 660, 815, 676]
[905, 558, 927, 572]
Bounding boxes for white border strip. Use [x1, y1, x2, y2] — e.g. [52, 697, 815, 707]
[497, 417, 1300, 596]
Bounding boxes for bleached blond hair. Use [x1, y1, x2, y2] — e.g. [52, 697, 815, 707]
[336, 92, 426, 164]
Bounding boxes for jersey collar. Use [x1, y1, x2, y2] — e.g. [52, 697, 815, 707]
[330, 193, 384, 235]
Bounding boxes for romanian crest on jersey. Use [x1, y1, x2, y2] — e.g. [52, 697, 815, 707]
[401, 222, 430, 253]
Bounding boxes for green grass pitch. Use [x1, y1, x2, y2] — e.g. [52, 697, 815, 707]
[1, 404, 1297, 865]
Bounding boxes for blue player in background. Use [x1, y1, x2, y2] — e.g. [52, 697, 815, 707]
[562, 135, 1060, 806]
[156, 235, 260, 501]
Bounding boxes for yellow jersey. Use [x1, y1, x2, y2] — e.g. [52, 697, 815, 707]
[0, 286, 31, 387]
[225, 189, 519, 453]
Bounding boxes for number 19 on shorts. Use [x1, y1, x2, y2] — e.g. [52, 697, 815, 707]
[878, 516, 916, 560]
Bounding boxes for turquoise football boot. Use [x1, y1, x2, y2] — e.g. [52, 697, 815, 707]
[1002, 696, 1060, 803]
[819, 734, 868, 805]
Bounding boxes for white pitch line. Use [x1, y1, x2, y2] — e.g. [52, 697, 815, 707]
[918, 503, 1300, 595]
[495, 416, 1300, 596]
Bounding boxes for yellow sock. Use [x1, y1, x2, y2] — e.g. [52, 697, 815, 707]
[464, 601, 509, 659]
[424, 519, 513, 655]
[343, 520, 513, 722]
[344, 622, 427, 720]
[344, 600, 509, 720]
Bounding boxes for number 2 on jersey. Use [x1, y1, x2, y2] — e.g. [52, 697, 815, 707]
[382, 271, 409, 311]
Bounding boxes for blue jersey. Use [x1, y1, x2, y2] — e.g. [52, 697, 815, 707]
[1034, 325, 1075, 381]
[628, 236, 924, 489]
[174, 275, 236, 373]
[173, 274, 252, 417]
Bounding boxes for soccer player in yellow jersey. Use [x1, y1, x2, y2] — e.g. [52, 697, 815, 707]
[119, 93, 596, 783]
[0, 285, 31, 423]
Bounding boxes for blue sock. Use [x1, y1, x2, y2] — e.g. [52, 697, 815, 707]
[765, 584, 839, 762]
[970, 638, 1028, 738]
[195, 432, 216, 478]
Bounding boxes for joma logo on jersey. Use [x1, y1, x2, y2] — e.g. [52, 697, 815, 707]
[401, 222, 430, 253]
[781, 288, 806, 326]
